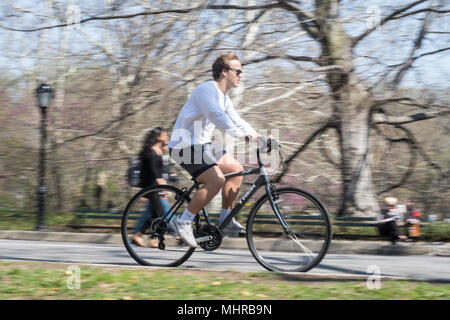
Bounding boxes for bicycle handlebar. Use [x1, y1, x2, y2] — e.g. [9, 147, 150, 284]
[258, 136, 272, 153]
[245, 135, 280, 165]
[242, 135, 285, 182]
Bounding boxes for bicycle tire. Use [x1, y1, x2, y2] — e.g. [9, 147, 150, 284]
[246, 186, 332, 272]
[121, 184, 196, 267]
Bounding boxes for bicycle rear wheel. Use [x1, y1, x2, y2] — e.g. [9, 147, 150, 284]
[121, 185, 195, 267]
[246, 187, 332, 272]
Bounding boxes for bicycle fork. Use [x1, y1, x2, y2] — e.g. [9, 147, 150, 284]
[264, 180, 315, 260]
[261, 166, 290, 233]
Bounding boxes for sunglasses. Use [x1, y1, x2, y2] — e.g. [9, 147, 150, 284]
[225, 66, 243, 76]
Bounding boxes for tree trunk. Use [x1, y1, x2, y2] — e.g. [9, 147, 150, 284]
[338, 89, 379, 217]
[317, 0, 379, 216]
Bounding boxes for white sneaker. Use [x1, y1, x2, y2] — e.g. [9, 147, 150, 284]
[174, 218, 198, 248]
[222, 218, 246, 235]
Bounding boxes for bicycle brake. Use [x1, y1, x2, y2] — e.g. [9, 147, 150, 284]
[270, 184, 280, 200]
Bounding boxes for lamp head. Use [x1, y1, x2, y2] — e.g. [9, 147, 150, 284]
[36, 83, 53, 109]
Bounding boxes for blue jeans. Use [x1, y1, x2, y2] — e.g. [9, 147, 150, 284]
[134, 198, 170, 234]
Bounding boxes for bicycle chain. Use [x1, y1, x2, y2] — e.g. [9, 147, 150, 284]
[195, 224, 222, 251]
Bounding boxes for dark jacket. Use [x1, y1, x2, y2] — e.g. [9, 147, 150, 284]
[139, 149, 163, 188]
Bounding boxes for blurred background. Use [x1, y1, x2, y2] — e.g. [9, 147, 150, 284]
[0, 1, 448, 239]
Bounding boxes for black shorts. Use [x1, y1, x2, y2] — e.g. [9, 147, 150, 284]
[169, 143, 226, 179]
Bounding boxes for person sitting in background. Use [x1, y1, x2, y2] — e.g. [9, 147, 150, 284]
[376, 197, 408, 244]
[405, 201, 422, 240]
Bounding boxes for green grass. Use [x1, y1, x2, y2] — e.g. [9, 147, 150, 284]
[0, 209, 76, 232]
[0, 261, 448, 300]
[421, 223, 450, 241]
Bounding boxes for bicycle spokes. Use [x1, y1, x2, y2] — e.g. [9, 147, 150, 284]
[121, 185, 196, 267]
[247, 187, 332, 272]
[286, 230, 315, 262]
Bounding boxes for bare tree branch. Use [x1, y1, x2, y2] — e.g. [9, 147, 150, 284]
[413, 46, 450, 60]
[272, 117, 336, 183]
[392, 8, 434, 88]
[277, 0, 319, 40]
[1, 3, 281, 32]
[54, 93, 162, 147]
[352, 0, 428, 46]
[386, 7, 450, 20]
[373, 109, 450, 125]
[242, 53, 321, 65]
[375, 124, 418, 194]
[377, 123, 445, 186]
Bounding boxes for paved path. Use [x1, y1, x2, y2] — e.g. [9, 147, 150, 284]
[1, 239, 449, 282]
[1, 230, 448, 256]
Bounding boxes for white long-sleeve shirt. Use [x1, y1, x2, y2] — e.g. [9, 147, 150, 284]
[168, 80, 257, 149]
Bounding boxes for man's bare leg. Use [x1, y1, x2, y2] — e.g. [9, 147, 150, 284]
[174, 166, 225, 247]
[186, 166, 225, 214]
[217, 153, 243, 209]
[216, 154, 245, 233]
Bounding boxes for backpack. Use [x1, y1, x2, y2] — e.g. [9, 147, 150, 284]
[127, 156, 142, 187]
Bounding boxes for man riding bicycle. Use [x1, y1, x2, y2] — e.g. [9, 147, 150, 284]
[168, 52, 259, 248]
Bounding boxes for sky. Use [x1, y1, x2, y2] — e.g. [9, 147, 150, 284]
[0, 0, 449, 90]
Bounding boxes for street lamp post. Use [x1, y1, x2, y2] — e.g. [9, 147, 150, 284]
[35, 83, 53, 232]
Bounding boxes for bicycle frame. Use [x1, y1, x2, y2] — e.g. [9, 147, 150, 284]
[159, 143, 290, 234]
[123, 138, 331, 272]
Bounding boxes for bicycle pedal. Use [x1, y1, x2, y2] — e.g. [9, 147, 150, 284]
[195, 235, 213, 243]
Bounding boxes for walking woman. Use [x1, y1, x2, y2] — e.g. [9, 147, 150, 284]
[132, 127, 170, 247]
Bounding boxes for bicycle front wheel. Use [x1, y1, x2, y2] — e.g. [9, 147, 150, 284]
[247, 187, 332, 272]
[121, 185, 195, 267]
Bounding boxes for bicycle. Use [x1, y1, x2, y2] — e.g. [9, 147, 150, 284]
[121, 138, 332, 272]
